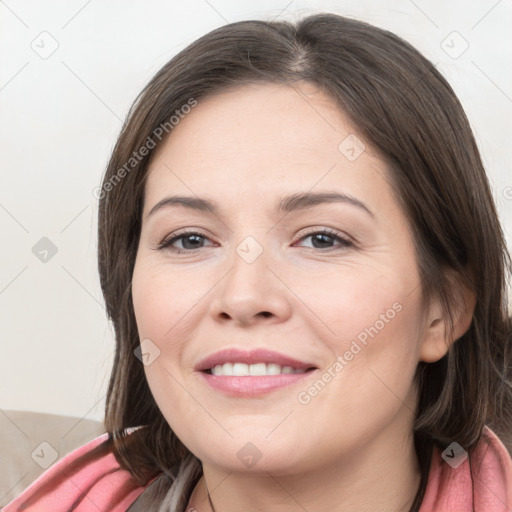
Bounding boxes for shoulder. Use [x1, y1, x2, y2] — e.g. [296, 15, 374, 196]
[420, 425, 512, 511]
[2, 432, 151, 511]
[470, 426, 512, 509]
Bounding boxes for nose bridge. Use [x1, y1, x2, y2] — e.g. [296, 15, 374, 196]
[213, 233, 290, 324]
[225, 234, 271, 299]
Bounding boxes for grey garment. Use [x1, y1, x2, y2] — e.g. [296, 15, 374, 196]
[125, 473, 171, 511]
[125, 467, 194, 512]
[125, 451, 203, 511]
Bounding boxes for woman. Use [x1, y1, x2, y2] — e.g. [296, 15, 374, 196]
[5, 12, 512, 512]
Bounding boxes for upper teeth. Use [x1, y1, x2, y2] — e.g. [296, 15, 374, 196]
[211, 362, 306, 376]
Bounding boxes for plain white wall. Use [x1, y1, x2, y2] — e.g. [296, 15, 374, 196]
[1, 0, 511, 423]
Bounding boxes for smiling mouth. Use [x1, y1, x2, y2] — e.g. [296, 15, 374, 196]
[204, 362, 317, 376]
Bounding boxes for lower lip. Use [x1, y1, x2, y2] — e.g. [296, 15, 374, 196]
[197, 370, 317, 397]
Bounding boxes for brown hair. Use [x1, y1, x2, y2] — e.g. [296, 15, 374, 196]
[21, 11, 512, 512]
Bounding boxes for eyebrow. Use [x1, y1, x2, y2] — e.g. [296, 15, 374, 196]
[146, 191, 374, 220]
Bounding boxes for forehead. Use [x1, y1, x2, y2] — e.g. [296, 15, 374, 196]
[143, 82, 393, 218]
[153, 82, 354, 163]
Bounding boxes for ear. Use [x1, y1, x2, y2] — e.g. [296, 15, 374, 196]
[419, 269, 476, 363]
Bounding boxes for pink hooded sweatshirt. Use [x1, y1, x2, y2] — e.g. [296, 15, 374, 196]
[3, 425, 512, 511]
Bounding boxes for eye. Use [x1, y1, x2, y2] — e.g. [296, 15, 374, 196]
[294, 228, 354, 251]
[157, 230, 214, 253]
[157, 227, 354, 254]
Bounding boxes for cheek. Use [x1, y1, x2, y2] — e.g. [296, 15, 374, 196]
[132, 261, 201, 347]
[290, 284, 423, 456]
[294, 261, 422, 353]
[131, 262, 190, 409]
[299, 265, 424, 407]
[131, 262, 201, 435]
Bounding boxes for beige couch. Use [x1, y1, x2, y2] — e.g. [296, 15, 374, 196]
[0, 409, 105, 506]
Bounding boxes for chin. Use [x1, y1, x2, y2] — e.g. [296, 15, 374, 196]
[190, 436, 311, 475]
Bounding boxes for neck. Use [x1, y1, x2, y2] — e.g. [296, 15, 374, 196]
[187, 417, 422, 512]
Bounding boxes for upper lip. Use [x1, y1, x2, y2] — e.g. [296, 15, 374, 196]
[195, 348, 317, 372]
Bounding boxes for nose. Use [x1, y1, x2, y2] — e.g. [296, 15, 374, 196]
[210, 240, 292, 327]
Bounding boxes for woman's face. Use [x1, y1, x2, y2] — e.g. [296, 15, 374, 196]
[132, 82, 434, 474]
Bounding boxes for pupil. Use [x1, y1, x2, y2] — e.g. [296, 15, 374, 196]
[313, 233, 332, 248]
[183, 235, 202, 249]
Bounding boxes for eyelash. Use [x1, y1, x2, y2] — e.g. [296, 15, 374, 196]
[157, 228, 354, 254]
